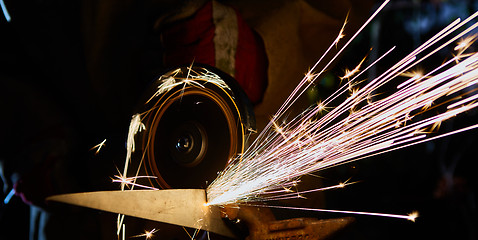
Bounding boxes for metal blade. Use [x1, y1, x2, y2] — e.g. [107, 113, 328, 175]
[47, 189, 236, 238]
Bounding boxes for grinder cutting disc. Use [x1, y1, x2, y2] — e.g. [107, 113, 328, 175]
[136, 65, 255, 189]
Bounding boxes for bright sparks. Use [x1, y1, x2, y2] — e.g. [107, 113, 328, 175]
[335, 12, 349, 47]
[90, 139, 107, 155]
[206, 3, 478, 208]
[132, 228, 159, 239]
[111, 175, 159, 190]
[340, 54, 368, 80]
[122, 114, 146, 190]
[455, 34, 477, 54]
[407, 211, 419, 222]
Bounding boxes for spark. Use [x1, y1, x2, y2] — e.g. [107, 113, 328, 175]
[132, 228, 159, 239]
[260, 180, 357, 201]
[305, 70, 318, 83]
[243, 204, 419, 222]
[407, 211, 419, 222]
[455, 34, 477, 55]
[191, 228, 200, 240]
[335, 12, 349, 47]
[111, 175, 159, 190]
[123, 114, 146, 190]
[272, 119, 287, 140]
[398, 70, 424, 89]
[90, 139, 107, 155]
[206, 4, 478, 208]
[340, 54, 368, 80]
[430, 120, 442, 132]
[182, 227, 194, 240]
[316, 101, 329, 113]
[117, 214, 125, 237]
[146, 76, 178, 103]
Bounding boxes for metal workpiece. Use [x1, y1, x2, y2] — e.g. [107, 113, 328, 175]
[47, 189, 237, 239]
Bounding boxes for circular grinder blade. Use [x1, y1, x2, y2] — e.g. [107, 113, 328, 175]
[133, 65, 255, 189]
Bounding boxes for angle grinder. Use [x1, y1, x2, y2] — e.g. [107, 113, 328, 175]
[132, 64, 255, 190]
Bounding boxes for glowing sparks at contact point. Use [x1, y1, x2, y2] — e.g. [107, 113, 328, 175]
[207, 1, 478, 209]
